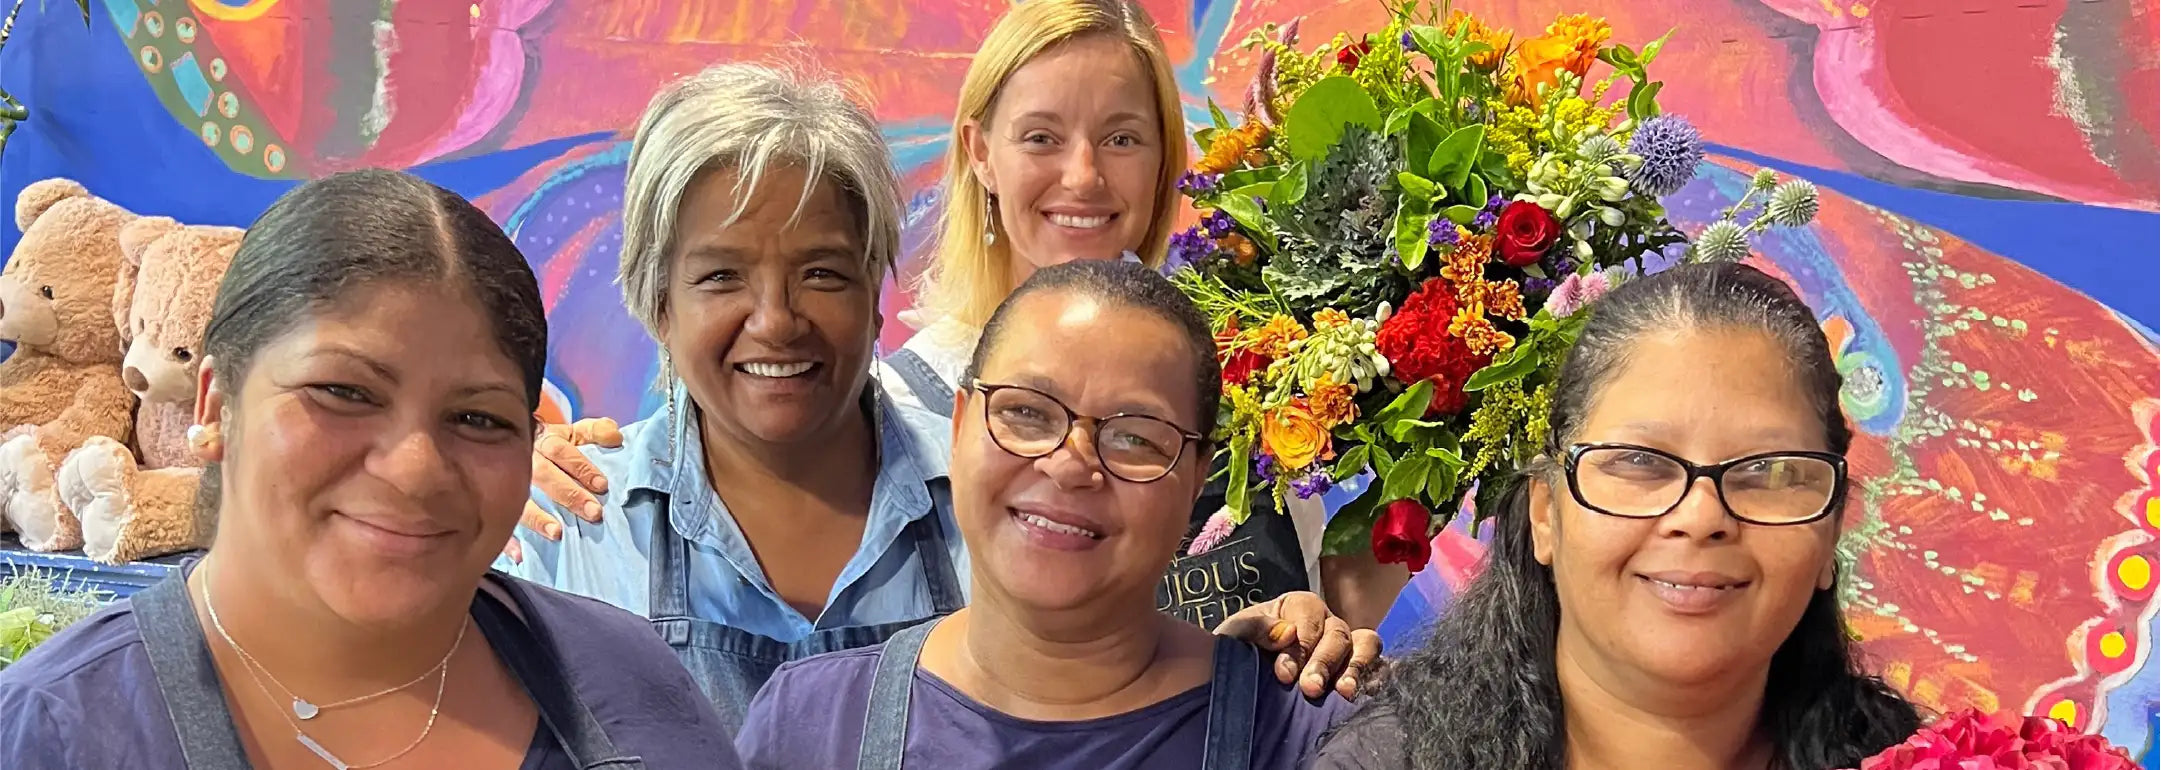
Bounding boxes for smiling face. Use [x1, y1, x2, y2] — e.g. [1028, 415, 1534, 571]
[659, 165, 878, 449]
[964, 34, 1164, 284]
[199, 282, 536, 626]
[951, 290, 1206, 614]
[1530, 327, 1839, 689]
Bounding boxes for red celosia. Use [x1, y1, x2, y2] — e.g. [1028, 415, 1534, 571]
[1376, 278, 1492, 416]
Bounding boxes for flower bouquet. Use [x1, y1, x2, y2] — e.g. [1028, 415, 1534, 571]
[1172, 1, 1822, 567]
[1851, 709, 2136, 769]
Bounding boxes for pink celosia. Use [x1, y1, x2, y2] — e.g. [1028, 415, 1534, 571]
[1186, 507, 1238, 556]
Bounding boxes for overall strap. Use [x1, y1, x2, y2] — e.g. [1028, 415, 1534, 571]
[854, 618, 940, 770]
[133, 573, 253, 770]
[646, 493, 693, 619]
[884, 349, 955, 419]
[910, 479, 965, 612]
[473, 582, 641, 768]
[1200, 636, 1259, 770]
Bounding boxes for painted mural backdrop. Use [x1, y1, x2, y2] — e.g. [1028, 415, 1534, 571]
[0, 0, 2153, 759]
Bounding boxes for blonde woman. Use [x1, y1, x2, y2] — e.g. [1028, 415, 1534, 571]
[876, 0, 1411, 631]
[503, 61, 1378, 732]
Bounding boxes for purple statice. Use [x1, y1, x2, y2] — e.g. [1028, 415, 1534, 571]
[1427, 218, 1459, 248]
[1253, 452, 1280, 485]
[1167, 226, 1216, 270]
[1203, 208, 1237, 239]
[1627, 114, 1705, 197]
[1524, 276, 1558, 296]
[1178, 170, 1221, 196]
[1290, 467, 1334, 499]
[1472, 194, 1504, 230]
[1399, 29, 1415, 51]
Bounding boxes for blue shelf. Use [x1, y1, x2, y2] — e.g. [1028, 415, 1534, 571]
[0, 535, 190, 599]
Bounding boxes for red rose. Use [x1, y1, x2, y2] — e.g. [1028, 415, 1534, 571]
[1372, 499, 1433, 573]
[1495, 200, 1561, 267]
[1374, 278, 1490, 416]
[1337, 40, 1373, 71]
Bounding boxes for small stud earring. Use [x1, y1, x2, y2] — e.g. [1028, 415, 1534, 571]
[186, 424, 206, 446]
[982, 192, 998, 247]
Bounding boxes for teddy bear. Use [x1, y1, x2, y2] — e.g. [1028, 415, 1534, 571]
[0, 179, 138, 551]
[56, 216, 240, 564]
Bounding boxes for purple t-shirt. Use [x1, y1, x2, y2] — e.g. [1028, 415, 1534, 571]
[0, 573, 742, 769]
[735, 641, 1354, 769]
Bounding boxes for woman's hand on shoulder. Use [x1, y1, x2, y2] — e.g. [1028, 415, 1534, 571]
[1213, 591, 1384, 701]
[501, 417, 623, 564]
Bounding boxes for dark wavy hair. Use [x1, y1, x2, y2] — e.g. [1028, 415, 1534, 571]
[1328, 262, 1920, 770]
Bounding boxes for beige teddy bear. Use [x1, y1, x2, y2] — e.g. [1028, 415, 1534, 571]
[59, 216, 239, 563]
[0, 179, 137, 551]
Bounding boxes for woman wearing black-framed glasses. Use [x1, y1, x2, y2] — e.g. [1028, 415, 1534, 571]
[1316, 262, 1919, 770]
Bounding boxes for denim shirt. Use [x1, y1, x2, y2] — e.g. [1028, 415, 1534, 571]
[496, 382, 970, 643]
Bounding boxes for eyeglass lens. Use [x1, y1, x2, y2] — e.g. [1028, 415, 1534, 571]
[1574, 446, 1839, 523]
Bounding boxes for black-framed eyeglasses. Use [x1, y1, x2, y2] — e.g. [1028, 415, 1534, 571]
[1562, 443, 1847, 526]
[971, 381, 1203, 484]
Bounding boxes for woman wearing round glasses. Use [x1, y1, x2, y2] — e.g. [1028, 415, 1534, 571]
[1314, 262, 1919, 770]
[737, 260, 1352, 768]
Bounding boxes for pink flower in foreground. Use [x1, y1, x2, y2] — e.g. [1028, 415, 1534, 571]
[1187, 507, 1237, 556]
[1545, 271, 1612, 318]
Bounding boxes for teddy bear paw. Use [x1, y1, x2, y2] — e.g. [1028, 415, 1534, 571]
[61, 436, 139, 563]
[0, 434, 81, 551]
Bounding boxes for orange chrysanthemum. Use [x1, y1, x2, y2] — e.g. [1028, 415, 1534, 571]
[1197, 122, 1271, 175]
[1458, 279, 1527, 321]
[1442, 235, 1494, 286]
[1250, 314, 1309, 359]
[1447, 10, 1511, 70]
[1449, 303, 1517, 356]
[1307, 377, 1359, 427]
[1313, 308, 1352, 330]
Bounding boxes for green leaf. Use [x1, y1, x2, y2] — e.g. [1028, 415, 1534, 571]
[1462, 175, 1489, 209]
[1193, 127, 1222, 151]
[1408, 26, 1450, 61]
[1388, 418, 1448, 443]
[1218, 166, 1285, 191]
[1269, 163, 1310, 210]
[1370, 444, 1399, 480]
[1226, 437, 1253, 524]
[1283, 76, 1384, 161]
[1375, 379, 1437, 424]
[1638, 29, 1676, 67]
[1383, 455, 1434, 503]
[1404, 111, 1446, 179]
[1463, 340, 1542, 392]
[1441, 204, 1480, 225]
[1627, 81, 1665, 121]
[1208, 99, 1235, 131]
[1425, 456, 1460, 506]
[1331, 444, 1373, 482]
[1321, 484, 1385, 556]
[1429, 125, 1487, 190]
[1393, 194, 1436, 271]
[1396, 172, 1439, 202]
[1217, 184, 1271, 232]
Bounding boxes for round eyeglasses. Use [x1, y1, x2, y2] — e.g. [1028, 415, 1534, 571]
[1562, 443, 1847, 526]
[972, 382, 1202, 483]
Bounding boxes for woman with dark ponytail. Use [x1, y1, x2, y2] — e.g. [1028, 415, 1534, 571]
[1315, 261, 1921, 770]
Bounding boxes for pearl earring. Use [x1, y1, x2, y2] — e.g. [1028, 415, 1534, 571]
[186, 424, 206, 445]
[982, 192, 998, 247]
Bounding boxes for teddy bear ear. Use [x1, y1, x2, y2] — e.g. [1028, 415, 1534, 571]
[15, 178, 92, 232]
[118, 216, 182, 266]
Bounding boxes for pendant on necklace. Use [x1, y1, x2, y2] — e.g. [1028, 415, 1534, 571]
[296, 732, 350, 770]
[293, 698, 321, 720]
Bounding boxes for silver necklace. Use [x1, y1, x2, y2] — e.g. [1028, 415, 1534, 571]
[198, 569, 465, 769]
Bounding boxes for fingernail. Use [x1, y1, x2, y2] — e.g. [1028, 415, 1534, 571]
[1268, 622, 1294, 644]
[583, 502, 603, 520]
[544, 522, 560, 538]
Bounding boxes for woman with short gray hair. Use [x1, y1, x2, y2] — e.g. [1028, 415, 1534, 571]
[502, 61, 1370, 734]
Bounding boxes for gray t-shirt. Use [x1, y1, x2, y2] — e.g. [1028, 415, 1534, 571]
[0, 571, 741, 769]
[736, 640, 1354, 768]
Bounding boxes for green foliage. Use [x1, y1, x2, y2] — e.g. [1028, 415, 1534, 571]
[0, 569, 109, 671]
[1282, 76, 1383, 162]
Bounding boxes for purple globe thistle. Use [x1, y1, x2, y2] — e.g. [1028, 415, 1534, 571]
[1167, 227, 1216, 270]
[1291, 467, 1334, 499]
[1427, 218, 1459, 248]
[1178, 171, 1221, 196]
[1627, 114, 1705, 197]
[1203, 209, 1237, 239]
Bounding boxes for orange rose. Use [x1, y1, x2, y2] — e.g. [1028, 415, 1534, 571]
[1261, 402, 1330, 471]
